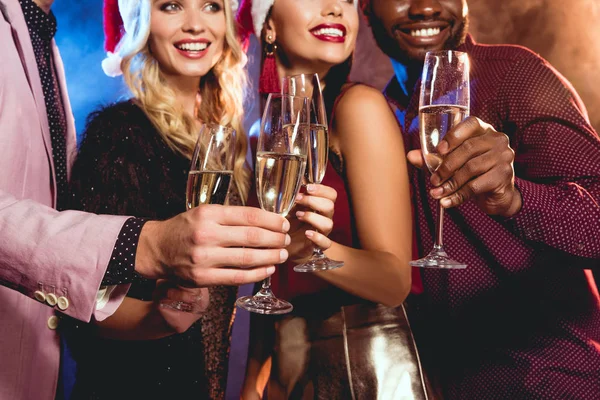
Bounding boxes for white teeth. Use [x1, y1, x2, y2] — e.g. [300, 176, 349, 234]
[313, 28, 344, 37]
[176, 42, 208, 51]
[410, 27, 441, 37]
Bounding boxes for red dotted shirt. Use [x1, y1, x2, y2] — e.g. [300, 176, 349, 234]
[386, 35, 600, 399]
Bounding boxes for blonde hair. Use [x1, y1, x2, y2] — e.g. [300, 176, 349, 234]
[115, 0, 250, 202]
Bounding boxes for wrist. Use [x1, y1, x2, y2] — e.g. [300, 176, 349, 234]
[501, 187, 523, 218]
[135, 220, 164, 279]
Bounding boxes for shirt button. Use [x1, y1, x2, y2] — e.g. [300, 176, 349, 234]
[47, 315, 59, 330]
[46, 293, 58, 307]
[57, 296, 69, 311]
[34, 290, 46, 303]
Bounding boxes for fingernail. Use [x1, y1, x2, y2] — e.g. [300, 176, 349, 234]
[282, 219, 290, 232]
[430, 175, 440, 187]
[437, 140, 449, 155]
[266, 266, 276, 275]
[280, 249, 288, 262]
[430, 187, 443, 198]
[306, 184, 316, 193]
[305, 230, 314, 238]
[296, 211, 305, 218]
[285, 234, 291, 245]
[296, 193, 304, 201]
[440, 197, 452, 208]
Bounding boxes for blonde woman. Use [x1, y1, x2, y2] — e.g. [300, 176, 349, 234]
[66, 0, 335, 399]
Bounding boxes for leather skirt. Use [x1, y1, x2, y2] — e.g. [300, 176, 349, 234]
[265, 302, 437, 400]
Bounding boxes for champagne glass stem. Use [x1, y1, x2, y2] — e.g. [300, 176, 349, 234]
[256, 277, 273, 297]
[435, 201, 444, 248]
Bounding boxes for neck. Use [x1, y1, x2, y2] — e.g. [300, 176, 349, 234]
[164, 75, 202, 120]
[33, 0, 54, 13]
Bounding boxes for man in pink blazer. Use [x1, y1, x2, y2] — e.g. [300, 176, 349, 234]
[0, 0, 292, 398]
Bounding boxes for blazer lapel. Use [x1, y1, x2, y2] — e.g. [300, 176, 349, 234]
[52, 43, 77, 180]
[2, 0, 56, 180]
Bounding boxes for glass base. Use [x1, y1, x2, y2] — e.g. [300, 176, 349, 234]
[409, 246, 467, 269]
[236, 294, 293, 315]
[294, 253, 344, 272]
[159, 299, 206, 314]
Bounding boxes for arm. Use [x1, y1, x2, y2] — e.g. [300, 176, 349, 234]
[296, 85, 412, 307]
[71, 106, 287, 336]
[413, 57, 600, 261]
[0, 189, 129, 322]
[96, 281, 208, 340]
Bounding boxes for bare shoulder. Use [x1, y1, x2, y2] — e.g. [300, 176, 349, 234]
[333, 84, 399, 142]
[335, 83, 390, 116]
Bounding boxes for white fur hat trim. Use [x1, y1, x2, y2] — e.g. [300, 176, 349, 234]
[251, 0, 274, 36]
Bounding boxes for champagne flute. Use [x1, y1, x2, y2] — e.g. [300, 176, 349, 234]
[282, 73, 344, 272]
[160, 123, 236, 313]
[236, 93, 310, 314]
[409, 50, 469, 269]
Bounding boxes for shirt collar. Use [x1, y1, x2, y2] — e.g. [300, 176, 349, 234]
[19, 0, 57, 43]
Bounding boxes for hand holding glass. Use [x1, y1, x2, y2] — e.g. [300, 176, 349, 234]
[160, 123, 236, 313]
[409, 50, 469, 269]
[236, 94, 310, 314]
[281, 73, 344, 272]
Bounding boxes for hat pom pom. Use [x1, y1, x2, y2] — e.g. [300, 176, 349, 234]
[102, 51, 123, 78]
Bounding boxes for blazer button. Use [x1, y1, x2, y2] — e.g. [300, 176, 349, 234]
[57, 296, 69, 311]
[47, 315, 59, 330]
[46, 293, 58, 307]
[34, 290, 46, 303]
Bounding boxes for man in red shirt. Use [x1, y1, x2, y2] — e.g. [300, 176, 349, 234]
[361, 0, 600, 398]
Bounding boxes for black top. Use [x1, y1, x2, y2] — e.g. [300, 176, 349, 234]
[67, 101, 237, 399]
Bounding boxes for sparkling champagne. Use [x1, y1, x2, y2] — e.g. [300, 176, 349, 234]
[186, 170, 232, 209]
[419, 105, 469, 173]
[306, 124, 328, 184]
[256, 151, 306, 217]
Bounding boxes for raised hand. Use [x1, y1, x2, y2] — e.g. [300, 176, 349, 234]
[408, 116, 522, 217]
[153, 280, 209, 334]
[136, 205, 292, 286]
[286, 183, 337, 264]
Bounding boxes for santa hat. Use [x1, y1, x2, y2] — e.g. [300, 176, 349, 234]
[102, 0, 242, 77]
[236, 0, 273, 41]
[236, 0, 279, 93]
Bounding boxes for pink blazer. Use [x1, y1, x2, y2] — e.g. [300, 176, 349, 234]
[0, 1, 131, 398]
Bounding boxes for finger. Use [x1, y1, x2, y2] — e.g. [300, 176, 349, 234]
[196, 205, 290, 233]
[216, 226, 291, 248]
[438, 116, 491, 156]
[431, 134, 494, 187]
[439, 167, 507, 208]
[191, 266, 277, 286]
[295, 210, 334, 235]
[164, 286, 208, 305]
[430, 150, 496, 199]
[305, 230, 333, 251]
[195, 247, 288, 268]
[304, 184, 338, 202]
[407, 150, 425, 169]
[294, 194, 335, 217]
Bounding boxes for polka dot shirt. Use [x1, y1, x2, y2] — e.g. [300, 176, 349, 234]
[20, 0, 145, 285]
[386, 35, 600, 399]
[20, 0, 68, 209]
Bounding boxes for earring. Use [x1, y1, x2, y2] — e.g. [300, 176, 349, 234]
[260, 37, 279, 94]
